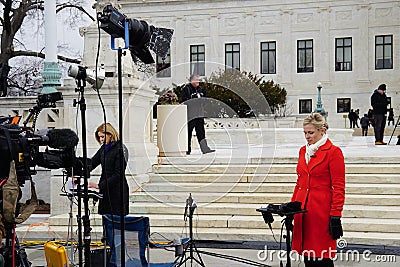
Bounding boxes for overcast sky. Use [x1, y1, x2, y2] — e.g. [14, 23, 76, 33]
[16, 2, 96, 60]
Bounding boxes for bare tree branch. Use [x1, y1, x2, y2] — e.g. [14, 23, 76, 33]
[56, 3, 95, 21]
[11, 50, 81, 64]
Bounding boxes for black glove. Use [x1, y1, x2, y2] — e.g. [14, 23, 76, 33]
[329, 216, 343, 240]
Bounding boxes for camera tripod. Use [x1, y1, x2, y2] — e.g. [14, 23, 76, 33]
[388, 114, 400, 144]
[0, 223, 30, 267]
[177, 194, 205, 267]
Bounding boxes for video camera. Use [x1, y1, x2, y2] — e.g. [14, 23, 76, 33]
[0, 124, 79, 186]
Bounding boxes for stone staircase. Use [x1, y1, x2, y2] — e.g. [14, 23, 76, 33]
[17, 154, 400, 247]
[351, 125, 400, 138]
[126, 156, 400, 246]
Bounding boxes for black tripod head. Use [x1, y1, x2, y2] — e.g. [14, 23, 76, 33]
[184, 193, 197, 221]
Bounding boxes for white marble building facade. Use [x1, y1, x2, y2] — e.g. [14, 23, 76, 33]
[96, 0, 400, 127]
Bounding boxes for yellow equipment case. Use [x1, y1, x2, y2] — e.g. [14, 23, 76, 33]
[44, 241, 69, 267]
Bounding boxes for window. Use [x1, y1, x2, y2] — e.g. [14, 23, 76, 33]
[297, 40, 313, 73]
[156, 52, 171, 77]
[337, 98, 351, 113]
[375, 35, 393, 69]
[190, 45, 205, 76]
[261, 41, 276, 74]
[335, 38, 352, 71]
[299, 99, 312, 114]
[225, 43, 240, 71]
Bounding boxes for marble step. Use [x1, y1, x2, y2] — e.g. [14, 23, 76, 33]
[126, 202, 400, 219]
[45, 213, 400, 234]
[15, 223, 400, 246]
[153, 164, 400, 175]
[159, 155, 400, 165]
[130, 192, 400, 206]
[139, 182, 400, 195]
[150, 173, 400, 184]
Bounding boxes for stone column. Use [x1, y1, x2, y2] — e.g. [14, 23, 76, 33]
[280, 9, 293, 86]
[356, 4, 371, 84]
[209, 13, 220, 74]
[42, 0, 62, 93]
[172, 15, 186, 80]
[317, 7, 332, 85]
[244, 12, 256, 71]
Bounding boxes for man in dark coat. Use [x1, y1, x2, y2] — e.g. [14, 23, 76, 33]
[371, 84, 389, 145]
[181, 74, 215, 155]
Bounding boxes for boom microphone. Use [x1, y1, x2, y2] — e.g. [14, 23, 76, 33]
[46, 129, 79, 149]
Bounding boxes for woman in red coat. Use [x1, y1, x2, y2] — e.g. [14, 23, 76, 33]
[291, 113, 345, 267]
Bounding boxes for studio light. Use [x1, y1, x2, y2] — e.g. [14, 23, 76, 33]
[97, 5, 174, 64]
[68, 65, 105, 89]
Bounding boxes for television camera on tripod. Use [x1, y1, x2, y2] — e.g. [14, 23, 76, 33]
[0, 94, 81, 266]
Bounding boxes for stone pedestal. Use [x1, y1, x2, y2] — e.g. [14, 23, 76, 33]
[157, 105, 188, 157]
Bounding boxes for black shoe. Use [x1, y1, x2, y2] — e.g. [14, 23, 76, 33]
[199, 139, 215, 154]
[202, 149, 215, 154]
[186, 151, 191, 155]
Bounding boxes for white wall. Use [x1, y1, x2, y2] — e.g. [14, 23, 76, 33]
[97, 0, 400, 128]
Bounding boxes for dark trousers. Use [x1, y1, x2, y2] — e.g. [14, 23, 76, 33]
[187, 117, 205, 153]
[373, 114, 386, 142]
[304, 257, 334, 267]
[362, 126, 368, 136]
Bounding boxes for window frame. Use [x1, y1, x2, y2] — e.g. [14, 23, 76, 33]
[190, 44, 206, 76]
[375, 35, 393, 70]
[260, 41, 276, 74]
[299, 99, 312, 114]
[337, 98, 351, 113]
[335, 37, 352, 71]
[156, 52, 171, 78]
[297, 39, 313, 73]
[225, 43, 241, 71]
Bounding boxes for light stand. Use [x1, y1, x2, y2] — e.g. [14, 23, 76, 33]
[117, 47, 127, 267]
[178, 194, 205, 267]
[72, 72, 92, 267]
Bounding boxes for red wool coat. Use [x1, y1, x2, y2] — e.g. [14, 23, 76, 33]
[291, 139, 345, 259]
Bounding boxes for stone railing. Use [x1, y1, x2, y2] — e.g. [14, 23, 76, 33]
[154, 116, 353, 147]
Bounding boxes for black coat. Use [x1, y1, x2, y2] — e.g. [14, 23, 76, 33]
[371, 90, 388, 115]
[182, 84, 208, 120]
[91, 141, 129, 216]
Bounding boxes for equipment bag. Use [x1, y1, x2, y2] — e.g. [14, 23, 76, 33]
[2, 160, 38, 224]
[1, 125, 38, 224]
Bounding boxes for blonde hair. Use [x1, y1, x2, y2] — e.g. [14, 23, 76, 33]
[303, 113, 329, 131]
[95, 123, 119, 144]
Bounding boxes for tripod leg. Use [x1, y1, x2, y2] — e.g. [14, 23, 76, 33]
[191, 242, 205, 267]
[388, 115, 400, 144]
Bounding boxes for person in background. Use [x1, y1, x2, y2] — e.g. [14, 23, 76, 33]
[348, 109, 356, 128]
[360, 113, 370, 136]
[182, 74, 215, 155]
[291, 113, 345, 267]
[367, 109, 374, 128]
[88, 123, 129, 218]
[355, 109, 360, 128]
[370, 84, 389, 145]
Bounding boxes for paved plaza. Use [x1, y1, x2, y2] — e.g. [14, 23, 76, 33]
[18, 134, 400, 266]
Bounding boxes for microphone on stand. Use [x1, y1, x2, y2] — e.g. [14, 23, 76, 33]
[184, 193, 193, 221]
